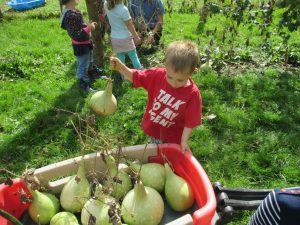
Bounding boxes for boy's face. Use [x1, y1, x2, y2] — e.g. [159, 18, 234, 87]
[166, 65, 192, 89]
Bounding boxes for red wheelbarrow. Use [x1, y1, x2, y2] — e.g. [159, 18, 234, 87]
[0, 144, 218, 225]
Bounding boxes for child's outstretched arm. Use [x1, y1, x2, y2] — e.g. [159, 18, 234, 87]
[110, 57, 133, 82]
[181, 127, 193, 152]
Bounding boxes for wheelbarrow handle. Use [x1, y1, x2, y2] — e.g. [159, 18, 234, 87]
[0, 208, 23, 225]
[213, 182, 272, 200]
[219, 198, 263, 210]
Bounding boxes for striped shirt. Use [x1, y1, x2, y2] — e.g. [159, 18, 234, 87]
[248, 187, 300, 225]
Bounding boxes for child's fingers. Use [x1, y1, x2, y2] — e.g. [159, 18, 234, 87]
[89, 21, 97, 28]
[110, 56, 118, 62]
[135, 37, 141, 45]
[109, 57, 117, 69]
[180, 142, 191, 153]
[110, 56, 116, 62]
[91, 22, 97, 29]
[109, 58, 114, 66]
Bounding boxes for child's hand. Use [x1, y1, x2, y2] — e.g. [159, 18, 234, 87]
[145, 32, 155, 45]
[133, 35, 141, 45]
[181, 141, 191, 153]
[110, 56, 122, 71]
[90, 21, 97, 30]
[145, 36, 154, 45]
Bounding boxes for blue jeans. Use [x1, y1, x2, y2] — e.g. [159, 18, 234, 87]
[117, 49, 143, 70]
[76, 50, 93, 83]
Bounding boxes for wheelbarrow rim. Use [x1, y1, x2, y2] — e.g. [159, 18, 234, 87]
[0, 208, 23, 225]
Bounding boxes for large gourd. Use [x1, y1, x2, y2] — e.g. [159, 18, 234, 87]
[164, 163, 195, 212]
[104, 155, 132, 200]
[130, 162, 166, 192]
[28, 189, 60, 225]
[50, 212, 79, 225]
[60, 159, 90, 213]
[81, 184, 119, 225]
[121, 181, 164, 225]
[90, 79, 117, 116]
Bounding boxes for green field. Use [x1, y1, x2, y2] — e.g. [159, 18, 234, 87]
[0, 0, 299, 224]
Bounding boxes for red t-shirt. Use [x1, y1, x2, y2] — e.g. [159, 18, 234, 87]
[132, 68, 202, 144]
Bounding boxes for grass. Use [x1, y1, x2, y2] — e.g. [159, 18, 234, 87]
[0, 0, 300, 224]
[193, 69, 300, 185]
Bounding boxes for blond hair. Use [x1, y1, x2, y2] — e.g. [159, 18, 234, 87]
[107, 0, 122, 10]
[165, 40, 199, 73]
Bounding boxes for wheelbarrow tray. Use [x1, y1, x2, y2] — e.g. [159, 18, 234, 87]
[1, 143, 216, 225]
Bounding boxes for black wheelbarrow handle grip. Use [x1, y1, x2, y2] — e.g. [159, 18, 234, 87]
[213, 182, 272, 200]
[219, 198, 263, 210]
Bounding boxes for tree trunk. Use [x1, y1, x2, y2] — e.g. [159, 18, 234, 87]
[85, 0, 105, 67]
[0, 8, 3, 19]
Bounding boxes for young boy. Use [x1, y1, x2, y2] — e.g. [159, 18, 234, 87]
[110, 40, 202, 151]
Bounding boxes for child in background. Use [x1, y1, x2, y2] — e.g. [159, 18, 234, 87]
[60, 0, 97, 92]
[104, 0, 143, 72]
[248, 187, 300, 225]
[110, 40, 202, 151]
[129, 0, 165, 47]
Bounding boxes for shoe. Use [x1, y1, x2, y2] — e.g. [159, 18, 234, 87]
[80, 85, 96, 93]
[98, 75, 108, 80]
[88, 66, 105, 80]
[85, 86, 97, 93]
[79, 79, 96, 93]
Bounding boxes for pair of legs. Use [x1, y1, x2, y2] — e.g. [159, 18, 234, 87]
[76, 50, 94, 91]
[116, 49, 143, 70]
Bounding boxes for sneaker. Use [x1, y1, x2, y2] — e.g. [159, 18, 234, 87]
[99, 75, 108, 80]
[88, 66, 105, 80]
[85, 86, 97, 93]
[79, 79, 96, 93]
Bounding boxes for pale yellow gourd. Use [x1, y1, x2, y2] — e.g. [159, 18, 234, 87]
[164, 163, 195, 212]
[90, 79, 117, 116]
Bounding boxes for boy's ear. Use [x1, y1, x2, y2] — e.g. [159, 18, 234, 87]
[190, 68, 198, 75]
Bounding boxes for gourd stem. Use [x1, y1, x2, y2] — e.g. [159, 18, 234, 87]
[134, 181, 147, 199]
